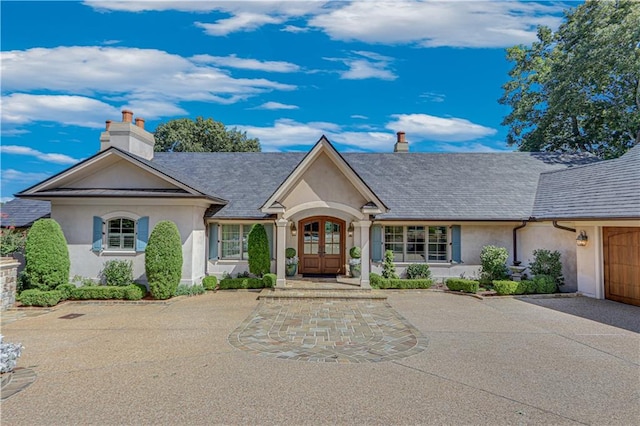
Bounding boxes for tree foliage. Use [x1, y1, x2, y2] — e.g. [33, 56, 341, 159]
[153, 117, 261, 153]
[145, 221, 183, 299]
[500, 0, 640, 159]
[23, 219, 70, 290]
[247, 224, 270, 277]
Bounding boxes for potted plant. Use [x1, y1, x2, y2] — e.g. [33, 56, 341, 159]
[285, 247, 298, 277]
[349, 246, 361, 278]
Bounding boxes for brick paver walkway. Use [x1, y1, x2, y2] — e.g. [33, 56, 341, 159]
[228, 299, 428, 363]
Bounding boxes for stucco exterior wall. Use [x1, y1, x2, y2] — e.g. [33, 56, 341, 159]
[52, 199, 208, 285]
[69, 159, 175, 189]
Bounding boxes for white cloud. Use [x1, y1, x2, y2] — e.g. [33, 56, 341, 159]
[387, 114, 497, 142]
[1, 169, 51, 184]
[84, 1, 232, 12]
[281, 25, 309, 33]
[432, 142, 511, 153]
[309, 0, 564, 48]
[325, 51, 397, 81]
[351, 115, 368, 120]
[191, 54, 300, 72]
[1, 145, 80, 165]
[195, 13, 284, 36]
[420, 92, 446, 103]
[254, 102, 299, 110]
[1, 46, 296, 128]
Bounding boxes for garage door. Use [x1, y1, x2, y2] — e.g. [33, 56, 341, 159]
[603, 227, 640, 306]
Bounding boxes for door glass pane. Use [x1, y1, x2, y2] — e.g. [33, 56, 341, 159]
[325, 221, 341, 255]
[304, 222, 319, 255]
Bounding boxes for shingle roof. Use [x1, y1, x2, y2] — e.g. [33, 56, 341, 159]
[532, 144, 640, 220]
[153, 150, 597, 221]
[0, 198, 50, 228]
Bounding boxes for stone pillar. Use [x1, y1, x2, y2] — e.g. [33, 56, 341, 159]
[355, 220, 372, 289]
[1, 257, 20, 311]
[275, 218, 288, 288]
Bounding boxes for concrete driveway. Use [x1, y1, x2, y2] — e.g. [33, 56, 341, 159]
[2, 291, 638, 425]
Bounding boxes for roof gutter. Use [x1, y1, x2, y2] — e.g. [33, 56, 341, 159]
[512, 221, 528, 265]
[552, 221, 576, 233]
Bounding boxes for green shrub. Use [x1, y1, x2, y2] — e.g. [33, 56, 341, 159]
[521, 280, 537, 294]
[492, 280, 529, 295]
[174, 284, 206, 296]
[349, 246, 361, 259]
[369, 272, 384, 288]
[23, 219, 70, 291]
[247, 224, 270, 277]
[202, 276, 218, 290]
[382, 250, 398, 279]
[530, 249, 564, 288]
[479, 245, 509, 285]
[19, 289, 62, 307]
[0, 227, 26, 256]
[100, 260, 133, 286]
[375, 278, 433, 289]
[405, 263, 432, 279]
[445, 278, 479, 293]
[123, 284, 145, 300]
[262, 273, 277, 288]
[218, 277, 264, 290]
[145, 221, 183, 300]
[70, 286, 125, 300]
[533, 274, 557, 294]
[55, 283, 76, 301]
[285, 248, 296, 258]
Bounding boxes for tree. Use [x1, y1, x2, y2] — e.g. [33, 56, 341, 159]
[247, 224, 270, 277]
[500, 0, 640, 159]
[154, 117, 261, 152]
[145, 221, 183, 299]
[23, 219, 70, 290]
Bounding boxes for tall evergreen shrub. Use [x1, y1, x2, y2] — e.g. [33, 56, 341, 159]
[247, 224, 270, 277]
[23, 219, 70, 290]
[145, 221, 182, 299]
[479, 245, 509, 284]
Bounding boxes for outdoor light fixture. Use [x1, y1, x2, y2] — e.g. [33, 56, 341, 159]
[290, 221, 297, 237]
[576, 230, 588, 247]
[348, 222, 354, 237]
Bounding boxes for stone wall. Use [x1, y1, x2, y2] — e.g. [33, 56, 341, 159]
[1, 257, 20, 311]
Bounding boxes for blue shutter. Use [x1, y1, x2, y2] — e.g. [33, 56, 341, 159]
[264, 223, 274, 259]
[371, 225, 383, 262]
[209, 224, 218, 260]
[92, 216, 103, 252]
[136, 216, 149, 252]
[451, 225, 462, 263]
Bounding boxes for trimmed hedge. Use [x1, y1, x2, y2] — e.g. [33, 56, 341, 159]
[70, 285, 144, 300]
[372, 278, 433, 289]
[146, 221, 183, 300]
[55, 283, 76, 301]
[202, 276, 218, 290]
[262, 273, 277, 288]
[19, 289, 62, 307]
[493, 280, 529, 295]
[174, 284, 206, 296]
[218, 277, 265, 290]
[23, 219, 70, 291]
[532, 274, 557, 294]
[445, 278, 479, 293]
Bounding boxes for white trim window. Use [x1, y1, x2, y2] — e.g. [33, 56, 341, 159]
[107, 218, 136, 250]
[220, 224, 251, 260]
[383, 225, 448, 262]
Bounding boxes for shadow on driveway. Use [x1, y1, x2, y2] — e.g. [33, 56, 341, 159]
[518, 296, 640, 333]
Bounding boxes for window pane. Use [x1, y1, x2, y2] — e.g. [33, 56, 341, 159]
[221, 225, 241, 259]
[428, 226, 447, 261]
[303, 222, 319, 255]
[107, 218, 135, 250]
[384, 226, 405, 262]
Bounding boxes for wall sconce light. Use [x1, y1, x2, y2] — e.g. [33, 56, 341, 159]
[576, 230, 588, 247]
[290, 221, 297, 237]
[348, 222, 354, 237]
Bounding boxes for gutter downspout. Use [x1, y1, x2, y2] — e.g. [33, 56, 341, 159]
[552, 221, 576, 233]
[512, 221, 528, 265]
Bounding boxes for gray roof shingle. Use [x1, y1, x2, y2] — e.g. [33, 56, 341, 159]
[0, 198, 50, 228]
[532, 144, 640, 220]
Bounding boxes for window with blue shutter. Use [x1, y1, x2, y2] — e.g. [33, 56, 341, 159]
[92, 216, 103, 252]
[136, 216, 149, 252]
[371, 225, 383, 262]
[209, 224, 219, 260]
[451, 225, 462, 263]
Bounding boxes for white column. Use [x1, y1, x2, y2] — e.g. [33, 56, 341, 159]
[355, 220, 372, 288]
[275, 218, 288, 288]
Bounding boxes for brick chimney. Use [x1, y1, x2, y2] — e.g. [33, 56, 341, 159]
[394, 131, 409, 153]
[99, 110, 155, 160]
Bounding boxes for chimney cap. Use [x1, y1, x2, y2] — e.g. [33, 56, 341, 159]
[121, 110, 134, 123]
[135, 117, 145, 129]
[396, 131, 406, 143]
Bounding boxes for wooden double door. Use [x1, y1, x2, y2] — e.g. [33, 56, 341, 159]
[298, 216, 345, 275]
[604, 227, 640, 306]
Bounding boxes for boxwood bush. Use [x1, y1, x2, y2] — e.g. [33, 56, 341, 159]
[371, 277, 432, 289]
[445, 278, 479, 293]
[174, 284, 206, 296]
[218, 277, 265, 290]
[55, 283, 76, 301]
[100, 260, 134, 286]
[492, 280, 530, 295]
[18, 289, 63, 307]
[405, 263, 432, 279]
[145, 221, 183, 300]
[532, 274, 557, 294]
[370, 272, 384, 287]
[70, 285, 144, 300]
[202, 276, 218, 290]
[262, 273, 277, 288]
[23, 219, 70, 291]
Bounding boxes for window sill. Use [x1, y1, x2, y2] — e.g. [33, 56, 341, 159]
[101, 250, 138, 256]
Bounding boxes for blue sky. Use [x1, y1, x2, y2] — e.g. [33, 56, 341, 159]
[1, 0, 573, 201]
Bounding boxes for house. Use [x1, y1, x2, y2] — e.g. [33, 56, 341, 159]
[15, 111, 640, 306]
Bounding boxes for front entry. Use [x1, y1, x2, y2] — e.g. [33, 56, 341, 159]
[604, 227, 640, 306]
[299, 216, 345, 275]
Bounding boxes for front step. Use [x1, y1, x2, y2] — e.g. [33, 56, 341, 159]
[258, 288, 387, 301]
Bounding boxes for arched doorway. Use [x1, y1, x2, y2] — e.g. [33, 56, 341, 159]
[298, 216, 345, 275]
